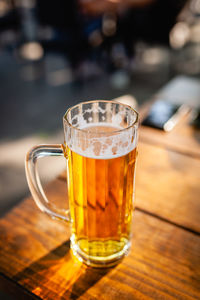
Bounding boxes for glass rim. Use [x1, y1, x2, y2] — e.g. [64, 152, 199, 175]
[63, 100, 139, 134]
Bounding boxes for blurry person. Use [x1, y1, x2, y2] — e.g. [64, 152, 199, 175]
[36, 0, 91, 71]
[79, 0, 187, 54]
[35, 0, 187, 79]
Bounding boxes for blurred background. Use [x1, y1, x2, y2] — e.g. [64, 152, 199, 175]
[0, 0, 200, 217]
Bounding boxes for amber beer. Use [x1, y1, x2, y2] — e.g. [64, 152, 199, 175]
[64, 125, 137, 263]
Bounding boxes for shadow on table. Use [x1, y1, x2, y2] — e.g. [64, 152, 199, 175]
[13, 240, 112, 299]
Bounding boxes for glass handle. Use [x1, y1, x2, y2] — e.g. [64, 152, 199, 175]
[25, 144, 69, 222]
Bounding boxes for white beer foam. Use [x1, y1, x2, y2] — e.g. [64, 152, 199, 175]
[66, 123, 137, 159]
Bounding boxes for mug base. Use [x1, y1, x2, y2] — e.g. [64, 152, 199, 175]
[70, 236, 131, 268]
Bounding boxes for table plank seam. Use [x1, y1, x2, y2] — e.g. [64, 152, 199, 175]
[139, 136, 200, 160]
[117, 264, 197, 300]
[135, 207, 200, 236]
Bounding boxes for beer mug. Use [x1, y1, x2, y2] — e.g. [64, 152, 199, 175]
[25, 100, 139, 267]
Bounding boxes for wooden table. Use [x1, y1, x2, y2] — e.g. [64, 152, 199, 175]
[0, 107, 200, 299]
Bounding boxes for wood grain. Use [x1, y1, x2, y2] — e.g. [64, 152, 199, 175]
[0, 179, 200, 300]
[136, 141, 200, 233]
[0, 183, 70, 278]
